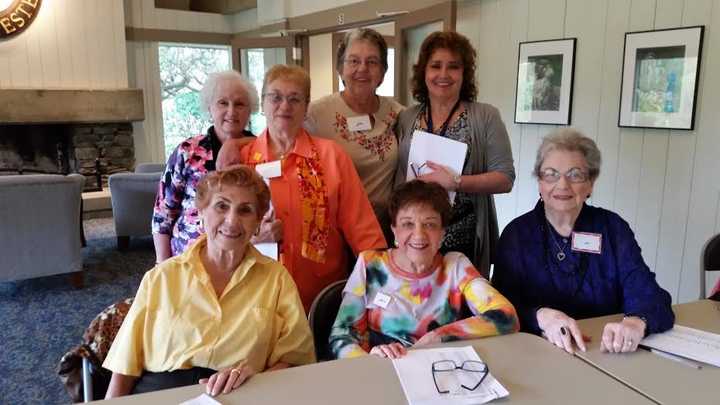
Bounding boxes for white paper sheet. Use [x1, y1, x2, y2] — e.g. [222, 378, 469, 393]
[640, 325, 720, 367]
[406, 130, 468, 203]
[254, 242, 278, 260]
[392, 346, 509, 405]
[179, 393, 222, 405]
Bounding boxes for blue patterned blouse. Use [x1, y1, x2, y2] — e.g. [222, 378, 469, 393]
[492, 200, 674, 336]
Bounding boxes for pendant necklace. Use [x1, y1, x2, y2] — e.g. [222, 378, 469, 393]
[547, 221, 568, 261]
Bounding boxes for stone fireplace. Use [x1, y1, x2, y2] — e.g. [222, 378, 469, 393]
[0, 88, 144, 191]
[0, 123, 135, 190]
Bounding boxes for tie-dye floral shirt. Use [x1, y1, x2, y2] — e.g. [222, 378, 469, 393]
[330, 250, 519, 359]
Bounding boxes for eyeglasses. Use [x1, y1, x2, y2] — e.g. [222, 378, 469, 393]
[263, 92, 305, 107]
[431, 360, 489, 394]
[343, 57, 382, 69]
[538, 167, 590, 183]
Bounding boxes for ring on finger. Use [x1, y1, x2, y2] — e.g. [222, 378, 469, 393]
[625, 339, 633, 347]
[230, 368, 241, 375]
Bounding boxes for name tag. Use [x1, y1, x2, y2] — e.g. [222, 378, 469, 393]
[372, 292, 392, 309]
[572, 232, 602, 254]
[255, 160, 282, 179]
[347, 115, 372, 131]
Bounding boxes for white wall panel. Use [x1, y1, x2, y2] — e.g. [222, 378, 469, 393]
[0, 0, 127, 89]
[458, 0, 720, 302]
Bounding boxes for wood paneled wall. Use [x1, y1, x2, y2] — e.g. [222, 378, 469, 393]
[0, 0, 128, 89]
[458, 0, 720, 302]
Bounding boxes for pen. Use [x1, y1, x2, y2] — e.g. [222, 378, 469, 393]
[644, 346, 703, 369]
[410, 162, 418, 178]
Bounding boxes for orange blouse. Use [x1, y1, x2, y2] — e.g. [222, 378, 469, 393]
[240, 128, 386, 309]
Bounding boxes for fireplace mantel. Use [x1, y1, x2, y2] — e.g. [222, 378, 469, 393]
[0, 89, 144, 124]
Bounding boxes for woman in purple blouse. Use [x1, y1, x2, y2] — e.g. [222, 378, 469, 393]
[492, 128, 674, 355]
[151, 70, 256, 262]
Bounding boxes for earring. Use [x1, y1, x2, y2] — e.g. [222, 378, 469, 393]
[394, 240, 399, 247]
[254, 227, 260, 236]
[539, 193, 543, 202]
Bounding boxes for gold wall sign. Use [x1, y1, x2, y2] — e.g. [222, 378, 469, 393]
[0, 0, 42, 40]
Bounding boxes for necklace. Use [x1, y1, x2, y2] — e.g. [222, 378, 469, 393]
[547, 221, 568, 261]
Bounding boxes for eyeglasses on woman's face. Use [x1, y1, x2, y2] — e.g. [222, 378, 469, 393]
[343, 57, 382, 70]
[538, 167, 590, 184]
[263, 92, 305, 108]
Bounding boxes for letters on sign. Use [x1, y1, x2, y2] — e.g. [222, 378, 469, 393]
[0, 0, 42, 40]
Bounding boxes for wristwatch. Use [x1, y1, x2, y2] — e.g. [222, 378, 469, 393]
[452, 173, 462, 191]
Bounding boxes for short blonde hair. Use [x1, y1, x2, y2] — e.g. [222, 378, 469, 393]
[196, 165, 270, 220]
[534, 128, 602, 181]
[262, 64, 311, 102]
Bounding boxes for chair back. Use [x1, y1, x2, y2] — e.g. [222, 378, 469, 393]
[308, 279, 347, 361]
[701, 234, 720, 298]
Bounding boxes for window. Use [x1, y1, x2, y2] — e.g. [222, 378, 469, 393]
[159, 43, 232, 159]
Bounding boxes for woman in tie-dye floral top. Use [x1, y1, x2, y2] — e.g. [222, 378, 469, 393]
[330, 180, 519, 359]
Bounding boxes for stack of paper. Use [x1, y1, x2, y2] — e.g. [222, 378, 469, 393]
[406, 130, 468, 204]
[392, 346, 508, 405]
[640, 325, 720, 367]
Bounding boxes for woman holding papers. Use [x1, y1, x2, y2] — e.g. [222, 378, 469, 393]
[104, 166, 315, 398]
[306, 28, 404, 240]
[492, 129, 674, 355]
[395, 31, 515, 276]
[217, 64, 385, 310]
[329, 180, 519, 359]
[152, 70, 256, 262]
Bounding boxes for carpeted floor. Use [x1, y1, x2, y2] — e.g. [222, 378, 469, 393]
[0, 218, 155, 404]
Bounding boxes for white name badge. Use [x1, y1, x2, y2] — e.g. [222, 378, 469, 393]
[346, 115, 372, 131]
[255, 160, 282, 179]
[372, 292, 392, 309]
[571, 232, 602, 254]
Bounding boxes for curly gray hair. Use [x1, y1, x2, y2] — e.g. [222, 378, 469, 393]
[534, 128, 602, 181]
[200, 70, 259, 115]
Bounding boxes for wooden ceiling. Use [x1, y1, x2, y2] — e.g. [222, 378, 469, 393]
[155, 0, 257, 15]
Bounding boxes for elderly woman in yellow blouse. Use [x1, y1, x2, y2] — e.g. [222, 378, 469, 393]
[103, 166, 315, 398]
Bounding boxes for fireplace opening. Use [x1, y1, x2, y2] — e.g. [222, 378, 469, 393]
[0, 123, 135, 191]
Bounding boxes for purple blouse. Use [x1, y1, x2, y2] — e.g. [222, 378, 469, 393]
[492, 200, 674, 336]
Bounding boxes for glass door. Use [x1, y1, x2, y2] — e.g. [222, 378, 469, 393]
[395, 2, 456, 105]
[232, 36, 297, 134]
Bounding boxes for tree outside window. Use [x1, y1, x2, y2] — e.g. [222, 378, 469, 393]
[159, 43, 231, 159]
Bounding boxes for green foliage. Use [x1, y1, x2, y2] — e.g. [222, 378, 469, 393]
[158, 44, 231, 158]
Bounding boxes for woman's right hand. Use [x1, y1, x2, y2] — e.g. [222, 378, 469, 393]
[369, 343, 407, 359]
[200, 363, 255, 397]
[536, 307, 587, 354]
[252, 207, 283, 243]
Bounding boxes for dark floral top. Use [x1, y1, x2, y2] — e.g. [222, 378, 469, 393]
[151, 127, 253, 256]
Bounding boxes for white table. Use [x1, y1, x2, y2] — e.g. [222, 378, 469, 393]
[98, 332, 653, 404]
[576, 299, 720, 404]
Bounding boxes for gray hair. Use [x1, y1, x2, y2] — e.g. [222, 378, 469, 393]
[335, 28, 389, 74]
[200, 70, 259, 115]
[534, 128, 602, 181]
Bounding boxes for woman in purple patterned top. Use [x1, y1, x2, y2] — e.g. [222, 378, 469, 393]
[152, 70, 257, 262]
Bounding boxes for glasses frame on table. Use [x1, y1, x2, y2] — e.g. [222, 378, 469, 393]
[431, 360, 489, 394]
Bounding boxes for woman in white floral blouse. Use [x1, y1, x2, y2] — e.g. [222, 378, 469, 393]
[306, 28, 403, 241]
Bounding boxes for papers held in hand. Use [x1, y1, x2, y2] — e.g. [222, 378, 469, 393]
[392, 346, 508, 405]
[406, 130, 468, 204]
[640, 325, 720, 367]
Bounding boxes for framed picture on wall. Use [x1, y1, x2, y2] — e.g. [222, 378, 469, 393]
[514, 38, 576, 125]
[618, 26, 704, 130]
